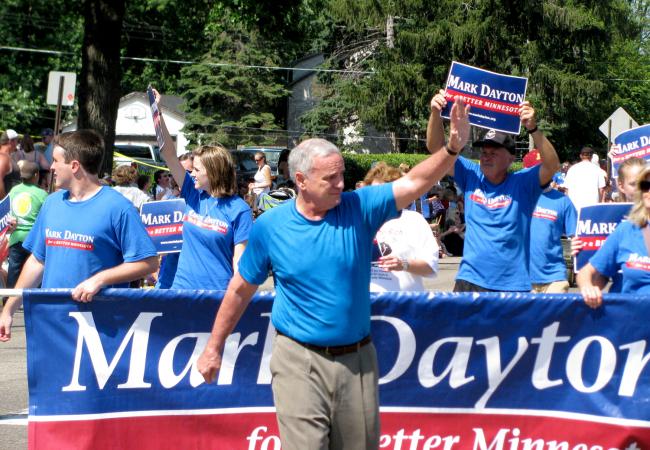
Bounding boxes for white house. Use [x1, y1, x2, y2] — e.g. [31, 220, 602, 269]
[63, 92, 188, 155]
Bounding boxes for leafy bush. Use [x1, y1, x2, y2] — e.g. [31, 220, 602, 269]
[342, 153, 524, 190]
[342, 153, 429, 189]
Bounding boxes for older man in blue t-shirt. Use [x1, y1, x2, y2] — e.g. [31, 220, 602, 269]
[197, 100, 471, 449]
[427, 89, 560, 292]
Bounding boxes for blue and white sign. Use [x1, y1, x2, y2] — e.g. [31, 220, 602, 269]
[0, 194, 12, 234]
[441, 61, 528, 135]
[23, 290, 650, 450]
[140, 199, 185, 253]
[609, 124, 650, 180]
[574, 203, 632, 271]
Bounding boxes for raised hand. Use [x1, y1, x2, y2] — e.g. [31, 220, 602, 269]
[448, 97, 471, 152]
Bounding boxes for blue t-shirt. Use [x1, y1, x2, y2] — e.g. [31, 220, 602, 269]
[238, 183, 397, 346]
[553, 171, 566, 186]
[529, 189, 577, 284]
[156, 252, 180, 289]
[454, 157, 543, 291]
[589, 221, 650, 294]
[24, 186, 157, 288]
[172, 172, 252, 290]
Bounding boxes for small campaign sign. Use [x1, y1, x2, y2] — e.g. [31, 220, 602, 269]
[140, 199, 185, 253]
[609, 124, 650, 180]
[574, 203, 632, 271]
[147, 85, 166, 149]
[441, 61, 528, 135]
[0, 195, 11, 233]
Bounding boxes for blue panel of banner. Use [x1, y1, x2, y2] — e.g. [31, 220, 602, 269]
[23, 289, 650, 449]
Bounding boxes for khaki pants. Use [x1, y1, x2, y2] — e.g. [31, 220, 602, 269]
[531, 280, 570, 293]
[270, 333, 380, 450]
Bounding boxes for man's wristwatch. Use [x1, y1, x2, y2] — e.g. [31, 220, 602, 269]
[400, 258, 410, 271]
[445, 145, 460, 156]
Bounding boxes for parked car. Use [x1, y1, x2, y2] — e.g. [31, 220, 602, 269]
[114, 143, 166, 175]
[230, 147, 286, 185]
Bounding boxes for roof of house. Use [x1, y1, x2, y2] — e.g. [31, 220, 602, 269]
[120, 92, 185, 117]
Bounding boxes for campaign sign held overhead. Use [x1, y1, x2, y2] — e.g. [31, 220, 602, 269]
[24, 289, 650, 450]
[609, 124, 650, 180]
[574, 203, 632, 271]
[442, 61, 528, 135]
[140, 199, 185, 253]
[147, 85, 166, 149]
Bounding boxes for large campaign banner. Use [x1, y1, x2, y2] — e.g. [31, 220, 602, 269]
[24, 290, 650, 450]
[442, 61, 528, 134]
[574, 203, 632, 271]
[610, 124, 650, 180]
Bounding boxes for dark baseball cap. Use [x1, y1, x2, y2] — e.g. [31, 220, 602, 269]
[472, 129, 516, 154]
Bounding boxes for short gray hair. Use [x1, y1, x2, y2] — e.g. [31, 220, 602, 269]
[288, 138, 341, 180]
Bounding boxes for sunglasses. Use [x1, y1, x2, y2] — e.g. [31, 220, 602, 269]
[640, 180, 650, 192]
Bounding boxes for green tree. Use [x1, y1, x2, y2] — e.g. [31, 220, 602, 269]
[307, 0, 648, 158]
[178, 0, 332, 148]
[0, 0, 83, 132]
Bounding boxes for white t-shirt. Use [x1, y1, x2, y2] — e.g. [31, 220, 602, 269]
[564, 160, 605, 211]
[253, 165, 271, 195]
[370, 210, 439, 292]
[113, 185, 151, 210]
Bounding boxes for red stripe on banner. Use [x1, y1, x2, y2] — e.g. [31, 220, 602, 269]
[611, 146, 650, 164]
[445, 88, 520, 116]
[146, 223, 183, 237]
[580, 235, 608, 251]
[28, 411, 650, 450]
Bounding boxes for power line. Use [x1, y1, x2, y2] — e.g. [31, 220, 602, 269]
[0, 46, 375, 75]
[3, 45, 650, 83]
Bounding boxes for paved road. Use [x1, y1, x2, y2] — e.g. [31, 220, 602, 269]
[0, 308, 28, 449]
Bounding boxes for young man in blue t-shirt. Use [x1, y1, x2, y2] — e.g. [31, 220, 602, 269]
[427, 89, 560, 292]
[0, 130, 158, 342]
[524, 154, 577, 293]
[196, 100, 472, 450]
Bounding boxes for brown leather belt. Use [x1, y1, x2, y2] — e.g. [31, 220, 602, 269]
[277, 331, 372, 356]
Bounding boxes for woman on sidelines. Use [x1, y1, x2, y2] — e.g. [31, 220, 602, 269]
[364, 162, 439, 292]
[249, 151, 272, 196]
[153, 90, 253, 290]
[578, 165, 650, 307]
[112, 165, 151, 210]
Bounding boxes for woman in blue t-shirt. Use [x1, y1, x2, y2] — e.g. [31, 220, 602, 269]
[152, 90, 253, 290]
[578, 165, 650, 308]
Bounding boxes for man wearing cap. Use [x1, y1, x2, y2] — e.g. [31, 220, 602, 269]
[523, 151, 577, 293]
[427, 89, 560, 292]
[563, 147, 606, 211]
[0, 130, 21, 199]
[6, 161, 48, 289]
[36, 128, 55, 165]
